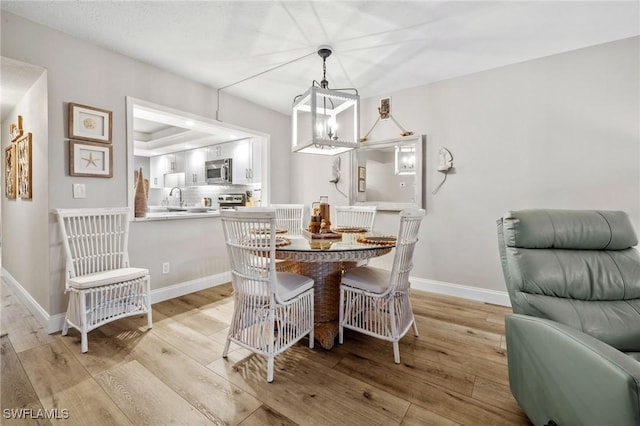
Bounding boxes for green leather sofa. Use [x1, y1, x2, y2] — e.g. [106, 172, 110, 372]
[497, 209, 640, 426]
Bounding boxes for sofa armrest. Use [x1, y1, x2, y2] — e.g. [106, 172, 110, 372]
[506, 314, 640, 426]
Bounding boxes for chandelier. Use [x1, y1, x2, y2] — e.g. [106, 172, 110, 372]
[291, 46, 360, 155]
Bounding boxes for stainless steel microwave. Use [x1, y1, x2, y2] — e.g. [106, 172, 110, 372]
[205, 158, 232, 184]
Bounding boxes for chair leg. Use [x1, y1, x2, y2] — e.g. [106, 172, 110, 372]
[338, 288, 344, 344]
[62, 318, 69, 336]
[81, 331, 88, 353]
[393, 341, 400, 364]
[267, 356, 274, 383]
[146, 278, 153, 329]
[412, 319, 419, 337]
[222, 336, 231, 358]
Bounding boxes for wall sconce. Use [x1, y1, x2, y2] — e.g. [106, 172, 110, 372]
[395, 145, 416, 175]
[292, 46, 360, 155]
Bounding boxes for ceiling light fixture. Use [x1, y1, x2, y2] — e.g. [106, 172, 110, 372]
[292, 46, 360, 155]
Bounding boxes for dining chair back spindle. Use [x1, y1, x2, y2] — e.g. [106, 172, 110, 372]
[334, 205, 377, 231]
[271, 204, 305, 235]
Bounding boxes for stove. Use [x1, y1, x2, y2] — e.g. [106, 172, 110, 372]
[218, 193, 246, 210]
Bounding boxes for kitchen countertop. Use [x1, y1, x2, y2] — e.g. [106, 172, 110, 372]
[133, 207, 221, 221]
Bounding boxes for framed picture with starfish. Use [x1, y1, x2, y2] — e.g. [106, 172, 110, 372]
[70, 139, 112, 178]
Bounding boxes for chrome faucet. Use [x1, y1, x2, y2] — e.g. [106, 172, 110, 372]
[169, 187, 183, 206]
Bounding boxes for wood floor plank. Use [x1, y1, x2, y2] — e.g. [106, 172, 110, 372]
[1, 335, 51, 426]
[174, 309, 229, 338]
[472, 376, 524, 416]
[96, 360, 210, 425]
[334, 352, 528, 426]
[238, 405, 299, 426]
[0, 284, 57, 354]
[58, 327, 135, 376]
[127, 330, 261, 425]
[334, 332, 477, 396]
[17, 339, 131, 425]
[342, 329, 511, 387]
[208, 348, 407, 426]
[151, 316, 227, 365]
[401, 403, 462, 426]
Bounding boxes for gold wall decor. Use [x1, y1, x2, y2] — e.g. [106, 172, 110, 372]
[10, 115, 24, 142]
[5, 144, 16, 199]
[16, 132, 33, 199]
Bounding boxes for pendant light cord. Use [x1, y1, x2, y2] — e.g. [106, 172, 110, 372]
[216, 51, 316, 121]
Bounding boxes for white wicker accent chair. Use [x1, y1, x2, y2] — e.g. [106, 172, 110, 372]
[55, 208, 152, 353]
[220, 209, 314, 382]
[339, 208, 425, 363]
[334, 205, 377, 231]
[270, 204, 305, 235]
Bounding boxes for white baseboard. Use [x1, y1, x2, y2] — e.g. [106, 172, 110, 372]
[150, 272, 231, 305]
[411, 277, 511, 307]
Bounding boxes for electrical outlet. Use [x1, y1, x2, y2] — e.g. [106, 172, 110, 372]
[162, 262, 170, 274]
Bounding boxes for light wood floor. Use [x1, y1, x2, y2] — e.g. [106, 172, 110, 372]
[1, 278, 530, 425]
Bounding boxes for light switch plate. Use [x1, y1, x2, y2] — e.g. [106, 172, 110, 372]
[73, 183, 86, 199]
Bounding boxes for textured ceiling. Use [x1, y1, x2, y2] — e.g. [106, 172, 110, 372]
[1, 1, 638, 116]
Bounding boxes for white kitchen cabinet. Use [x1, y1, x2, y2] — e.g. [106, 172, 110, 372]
[149, 152, 185, 188]
[230, 138, 261, 184]
[207, 143, 232, 160]
[166, 152, 185, 174]
[149, 155, 166, 188]
[184, 147, 208, 185]
[231, 139, 251, 184]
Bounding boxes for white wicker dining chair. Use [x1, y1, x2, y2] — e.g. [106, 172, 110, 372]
[339, 208, 425, 363]
[220, 209, 314, 382]
[55, 208, 152, 353]
[270, 204, 305, 235]
[334, 205, 377, 231]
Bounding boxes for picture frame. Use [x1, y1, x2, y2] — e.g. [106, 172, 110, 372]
[358, 178, 366, 193]
[69, 103, 112, 143]
[5, 144, 16, 199]
[10, 115, 24, 142]
[358, 166, 366, 180]
[16, 133, 32, 199]
[70, 140, 113, 178]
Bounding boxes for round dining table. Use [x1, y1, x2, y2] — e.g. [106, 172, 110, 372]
[275, 234, 394, 349]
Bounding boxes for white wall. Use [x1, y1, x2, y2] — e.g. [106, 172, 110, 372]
[1, 12, 291, 316]
[1, 69, 49, 311]
[293, 36, 640, 295]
